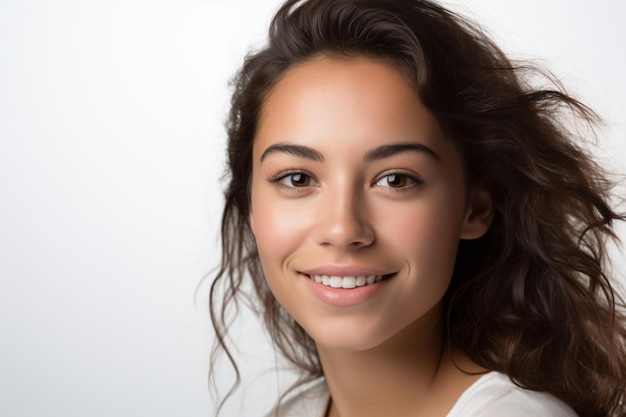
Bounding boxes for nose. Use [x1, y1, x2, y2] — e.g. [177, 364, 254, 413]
[314, 185, 375, 250]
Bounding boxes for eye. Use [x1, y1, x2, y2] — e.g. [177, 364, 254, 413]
[270, 170, 318, 189]
[373, 172, 421, 189]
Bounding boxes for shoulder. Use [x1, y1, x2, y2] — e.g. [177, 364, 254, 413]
[263, 379, 329, 417]
[448, 372, 577, 417]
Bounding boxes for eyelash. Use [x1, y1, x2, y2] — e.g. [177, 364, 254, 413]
[373, 170, 423, 190]
[268, 169, 318, 191]
[267, 169, 423, 192]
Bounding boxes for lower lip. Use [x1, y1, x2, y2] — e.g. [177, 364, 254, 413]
[302, 274, 389, 307]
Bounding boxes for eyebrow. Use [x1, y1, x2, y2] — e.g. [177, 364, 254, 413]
[260, 143, 324, 162]
[364, 142, 440, 163]
[259, 141, 440, 163]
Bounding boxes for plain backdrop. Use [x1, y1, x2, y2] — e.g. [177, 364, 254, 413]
[1, 1, 624, 416]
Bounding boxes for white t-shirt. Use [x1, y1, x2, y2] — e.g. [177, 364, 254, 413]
[265, 372, 577, 417]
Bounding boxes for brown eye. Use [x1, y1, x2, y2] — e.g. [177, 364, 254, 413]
[386, 174, 407, 187]
[374, 172, 421, 189]
[272, 171, 318, 189]
[288, 173, 310, 187]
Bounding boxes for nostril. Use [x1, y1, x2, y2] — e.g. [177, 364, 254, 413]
[349, 239, 372, 248]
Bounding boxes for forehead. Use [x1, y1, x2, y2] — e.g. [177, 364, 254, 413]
[260, 56, 418, 119]
[254, 56, 446, 157]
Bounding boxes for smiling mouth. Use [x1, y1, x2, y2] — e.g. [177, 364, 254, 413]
[306, 273, 395, 289]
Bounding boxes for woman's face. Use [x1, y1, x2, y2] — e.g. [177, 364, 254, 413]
[249, 56, 491, 352]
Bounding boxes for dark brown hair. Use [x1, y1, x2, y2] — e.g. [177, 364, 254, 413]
[209, 0, 626, 416]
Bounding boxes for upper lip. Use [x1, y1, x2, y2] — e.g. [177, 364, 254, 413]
[300, 266, 393, 277]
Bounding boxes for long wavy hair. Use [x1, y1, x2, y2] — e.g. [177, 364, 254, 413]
[209, 0, 626, 416]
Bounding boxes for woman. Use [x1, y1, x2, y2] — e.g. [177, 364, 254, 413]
[210, 0, 626, 416]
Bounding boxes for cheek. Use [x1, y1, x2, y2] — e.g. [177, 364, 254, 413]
[382, 199, 464, 248]
[249, 193, 314, 318]
[377, 192, 466, 284]
[250, 192, 311, 268]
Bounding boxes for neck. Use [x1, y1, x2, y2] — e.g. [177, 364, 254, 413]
[317, 306, 484, 417]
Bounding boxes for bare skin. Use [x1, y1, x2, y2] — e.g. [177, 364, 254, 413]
[250, 56, 493, 417]
[320, 306, 487, 417]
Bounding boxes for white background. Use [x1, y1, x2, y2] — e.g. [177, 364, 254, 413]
[1, 1, 624, 416]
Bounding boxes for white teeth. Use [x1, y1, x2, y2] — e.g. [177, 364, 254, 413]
[329, 276, 343, 288]
[308, 274, 387, 288]
[343, 276, 356, 288]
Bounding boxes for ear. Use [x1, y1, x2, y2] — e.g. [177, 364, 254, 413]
[460, 187, 493, 240]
